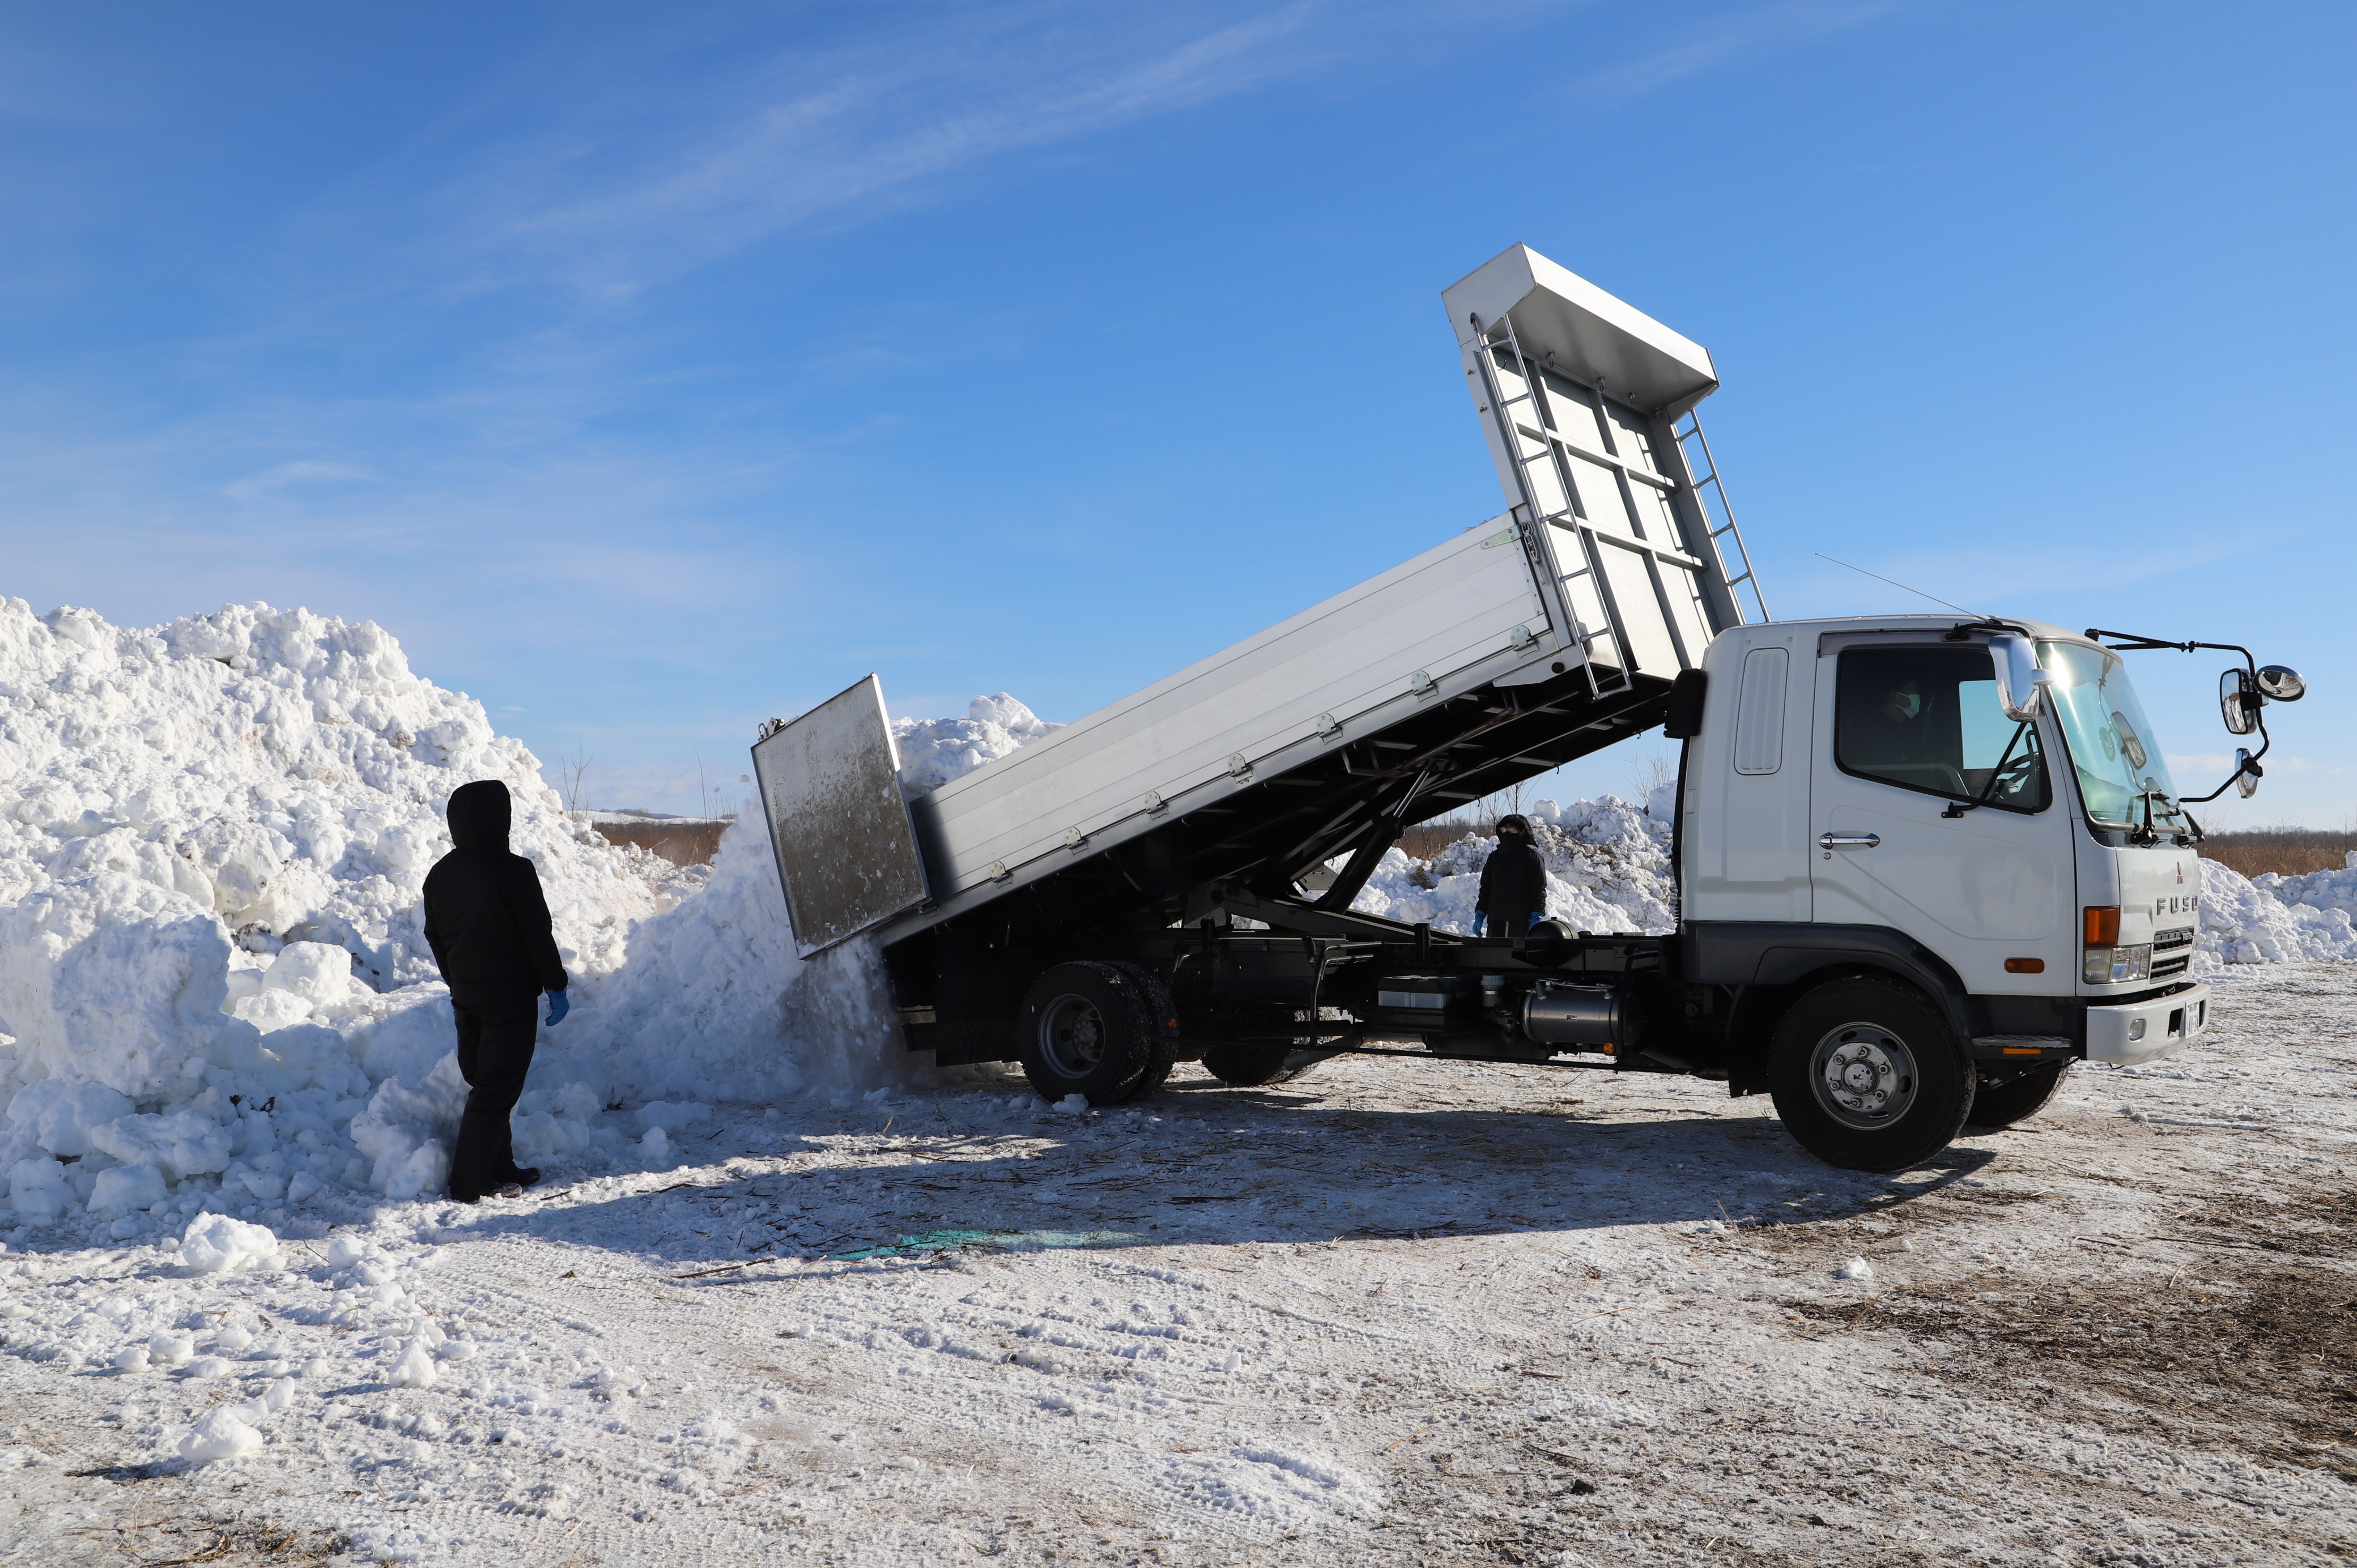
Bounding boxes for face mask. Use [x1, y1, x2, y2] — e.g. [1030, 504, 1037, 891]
[1892, 692, 1921, 719]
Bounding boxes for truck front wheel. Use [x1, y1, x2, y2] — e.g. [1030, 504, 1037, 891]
[1016, 962, 1173, 1106]
[1767, 979, 1976, 1171]
[1965, 1062, 2068, 1128]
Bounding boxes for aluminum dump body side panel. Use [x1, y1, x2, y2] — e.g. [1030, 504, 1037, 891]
[913, 518, 1552, 900]
[750, 675, 930, 956]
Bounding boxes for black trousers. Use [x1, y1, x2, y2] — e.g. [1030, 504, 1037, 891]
[449, 995, 538, 1201]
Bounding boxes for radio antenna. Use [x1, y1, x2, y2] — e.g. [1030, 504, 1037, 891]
[1814, 553, 1986, 618]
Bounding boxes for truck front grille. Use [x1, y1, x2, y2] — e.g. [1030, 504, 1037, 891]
[2152, 954, 2189, 978]
[2152, 927, 2194, 951]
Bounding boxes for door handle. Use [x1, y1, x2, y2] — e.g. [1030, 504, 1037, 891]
[1818, 832, 1881, 850]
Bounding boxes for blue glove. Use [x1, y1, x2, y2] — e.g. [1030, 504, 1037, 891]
[1472, 911, 1487, 937]
[544, 990, 570, 1026]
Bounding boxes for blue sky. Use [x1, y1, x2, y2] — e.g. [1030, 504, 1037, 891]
[6, 1, 2353, 828]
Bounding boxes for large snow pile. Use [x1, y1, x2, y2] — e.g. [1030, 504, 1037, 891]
[2252, 854, 2357, 921]
[2205, 856, 2357, 968]
[0, 601, 880, 1240]
[1354, 795, 1678, 936]
[0, 598, 1073, 1245]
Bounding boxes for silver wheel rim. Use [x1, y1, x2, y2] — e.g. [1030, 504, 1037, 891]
[1038, 994, 1106, 1080]
[1809, 1021, 1918, 1130]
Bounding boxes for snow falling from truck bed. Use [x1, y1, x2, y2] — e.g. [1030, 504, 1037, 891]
[0, 595, 2350, 1246]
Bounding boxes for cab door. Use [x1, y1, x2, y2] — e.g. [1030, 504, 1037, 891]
[1809, 637, 2075, 994]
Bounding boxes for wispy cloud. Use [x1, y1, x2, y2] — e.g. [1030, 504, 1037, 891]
[356, 1, 1471, 306]
[222, 460, 378, 501]
[1569, 0, 1909, 109]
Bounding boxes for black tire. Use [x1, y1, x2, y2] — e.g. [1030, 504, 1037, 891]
[1200, 1042, 1326, 1087]
[1104, 961, 1177, 1101]
[1767, 978, 1975, 1172]
[1015, 962, 1171, 1106]
[1966, 1062, 2068, 1128]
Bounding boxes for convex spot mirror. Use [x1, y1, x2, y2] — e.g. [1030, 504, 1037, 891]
[2257, 665, 2307, 702]
[2220, 669, 2259, 736]
[1988, 633, 2049, 722]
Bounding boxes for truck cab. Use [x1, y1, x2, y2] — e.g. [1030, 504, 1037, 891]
[1677, 613, 2209, 1166]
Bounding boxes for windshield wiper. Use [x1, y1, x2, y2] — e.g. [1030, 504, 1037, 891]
[1942, 721, 2035, 819]
[2126, 789, 2190, 848]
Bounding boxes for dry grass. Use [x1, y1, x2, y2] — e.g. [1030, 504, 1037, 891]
[2202, 827, 2356, 880]
[2204, 842, 2350, 879]
[591, 819, 727, 867]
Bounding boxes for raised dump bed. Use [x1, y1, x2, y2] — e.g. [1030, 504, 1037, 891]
[750, 242, 1763, 1066]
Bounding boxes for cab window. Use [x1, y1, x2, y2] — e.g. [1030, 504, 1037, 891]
[1835, 647, 2050, 813]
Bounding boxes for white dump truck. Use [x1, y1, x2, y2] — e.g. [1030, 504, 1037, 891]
[751, 243, 2303, 1171]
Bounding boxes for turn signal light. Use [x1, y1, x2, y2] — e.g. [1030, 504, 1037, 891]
[2004, 958, 2044, 974]
[2083, 906, 2121, 946]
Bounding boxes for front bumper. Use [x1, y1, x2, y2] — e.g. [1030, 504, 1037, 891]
[2085, 983, 2210, 1066]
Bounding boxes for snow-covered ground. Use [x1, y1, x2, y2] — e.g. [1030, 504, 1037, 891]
[3, 966, 2355, 1566]
[6, 596, 2357, 1563]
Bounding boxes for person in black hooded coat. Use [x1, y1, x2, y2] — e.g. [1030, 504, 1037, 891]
[1475, 813, 1547, 940]
[423, 780, 570, 1203]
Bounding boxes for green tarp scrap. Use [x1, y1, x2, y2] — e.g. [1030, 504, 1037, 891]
[830, 1227, 1139, 1261]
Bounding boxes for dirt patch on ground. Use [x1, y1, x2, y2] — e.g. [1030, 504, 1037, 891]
[44, 1514, 351, 1566]
[1702, 1174, 2062, 1264]
[2181, 1188, 2357, 1259]
[1788, 1187, 2357, 1482]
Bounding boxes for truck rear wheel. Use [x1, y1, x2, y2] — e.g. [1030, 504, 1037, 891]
[1767, 978, 1975, 1171]
[1966, 1062, 2068, 1128]
[1201, 1044, 1324, 1088]
[1016, 962, 1173, 1106]
[1105, 962, 1177, 1100]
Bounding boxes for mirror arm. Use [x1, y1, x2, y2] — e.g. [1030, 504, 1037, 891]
[2181, 717, 2272, 804]
[2084, 628, 2256, 673]
[2087, 628, 2289, 806]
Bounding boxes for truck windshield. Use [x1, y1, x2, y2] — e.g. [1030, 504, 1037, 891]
[2039, 641, 2185, 829]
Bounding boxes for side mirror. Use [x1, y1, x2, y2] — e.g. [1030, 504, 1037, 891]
[2220, 669, 2258, 735]
[1988, 633, 2048, 722]
[2235, 747, 2261, 799]
[2111, 711, 2150, 771]
[2257, 664, 2307, 702]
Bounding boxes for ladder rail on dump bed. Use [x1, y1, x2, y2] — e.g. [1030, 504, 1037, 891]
[1673, 411, 1771, 625]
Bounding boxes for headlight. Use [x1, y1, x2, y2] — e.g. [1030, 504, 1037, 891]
[2082, 944, 2151, 985]
[2083, 905, 2141, 984]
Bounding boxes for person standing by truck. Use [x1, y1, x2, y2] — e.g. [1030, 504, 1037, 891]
[1474, 813, 1547, 939]
[422, 780, 571, 1203]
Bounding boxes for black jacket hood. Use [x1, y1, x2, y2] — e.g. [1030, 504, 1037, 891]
[446, 780, 513, 853]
